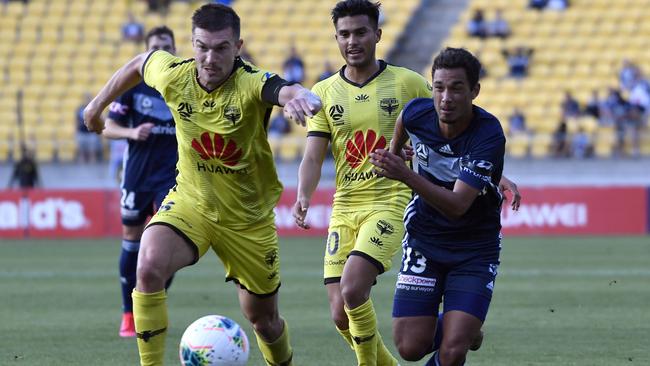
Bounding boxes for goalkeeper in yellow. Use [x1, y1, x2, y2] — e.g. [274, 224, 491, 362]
[84, 4, 321, 366]
[292, 1, 430, 365]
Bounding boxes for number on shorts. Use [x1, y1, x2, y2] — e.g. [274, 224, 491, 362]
[327, 232, 340, 255]
[120, 189, 135, 209]
[402, 247, 426, 274]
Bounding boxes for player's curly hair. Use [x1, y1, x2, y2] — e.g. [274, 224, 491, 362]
[331, 0, 381, 29]
[433, 47, 482, 89]
[145, 26, 175, 49]
[192, 3, 240, 39]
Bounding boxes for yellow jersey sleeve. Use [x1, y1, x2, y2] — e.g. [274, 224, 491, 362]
[306, 82, 331, 136]
[142, 50, 189, 95]
[236, 59, 283, 106]
[406, 71, 432, 99]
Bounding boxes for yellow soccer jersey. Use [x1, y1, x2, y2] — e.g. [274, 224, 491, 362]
[143, 50, 283, 226]
[308, 61, 431, 212]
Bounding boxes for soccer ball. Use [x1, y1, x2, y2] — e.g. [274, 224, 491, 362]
[179, 315, 250, 366]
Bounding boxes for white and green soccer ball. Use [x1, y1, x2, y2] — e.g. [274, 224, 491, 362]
[179, 315, 249, 366]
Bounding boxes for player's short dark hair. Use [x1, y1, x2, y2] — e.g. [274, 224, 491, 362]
[331, 0, 381, 29]
[192, 3, 240, 39]
[432, 47, 482, 89]
[145, 26, 175, 49]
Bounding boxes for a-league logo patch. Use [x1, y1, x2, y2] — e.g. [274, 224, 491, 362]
[159, 201, 175, 212]
[416, 143, 429, 167]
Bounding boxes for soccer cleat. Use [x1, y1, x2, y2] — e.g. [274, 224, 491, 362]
[469, 330, 484, 351]
[119, 312, 136, 338]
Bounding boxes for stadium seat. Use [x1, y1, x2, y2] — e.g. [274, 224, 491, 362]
[437, 0, 650, 157]
[593, 128, 616, 158]
[507, 133, 530, 158]
[3, 0, 647, 162]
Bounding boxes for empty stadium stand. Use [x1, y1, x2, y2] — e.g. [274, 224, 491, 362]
[2, 0, 648, 162]
[441, 0, 650, 157]
[0, 0, 419, 162]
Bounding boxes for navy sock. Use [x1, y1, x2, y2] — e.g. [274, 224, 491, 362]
[425, 351, 441, 366]
[119, 239, 139, 313]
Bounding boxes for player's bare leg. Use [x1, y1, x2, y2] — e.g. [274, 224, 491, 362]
[436, 310, 483, 366]
[133, 225, 196, 366]
[326, 283, 353, 347]
[340, 255, 397, 366]
[394, 311, 482, 366]
[470, 330, 483, 351]
[393, 315, 437, 362]
[432, 313, 484, 352]
[238, 288, 293, 366]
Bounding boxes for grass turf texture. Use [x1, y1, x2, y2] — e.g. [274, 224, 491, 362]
[1, 237, 648, 365]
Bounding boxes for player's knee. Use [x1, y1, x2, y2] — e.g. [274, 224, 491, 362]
[330, 309, 348, 330]
[340, 282, 369, 308]
[135, 259, 165, 289]
[395, 340, 429, 362]
[439, 344, 468, 366]
[245, 311, 280, 339]
[242, 306, 274, 327]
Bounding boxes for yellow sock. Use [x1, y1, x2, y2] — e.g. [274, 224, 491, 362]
[254, 319, 293, 366]
[336, 326, 354, 351]
[376, 331, 399, 366]
[132, 290, 168, 366]
[345, 299, 378, 366]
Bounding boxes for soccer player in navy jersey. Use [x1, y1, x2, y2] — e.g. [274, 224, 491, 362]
[370, 47, 507, 366]
[103, 26, 178, 338]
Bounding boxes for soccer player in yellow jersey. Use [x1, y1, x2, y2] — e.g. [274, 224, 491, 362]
[84, 4, 321, 366]
[293, 1, 429, 365]
[292, 1, 522, 365]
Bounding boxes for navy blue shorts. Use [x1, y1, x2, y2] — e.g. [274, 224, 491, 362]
[120, 189, 169, 226]
[392, 236, 500, 322]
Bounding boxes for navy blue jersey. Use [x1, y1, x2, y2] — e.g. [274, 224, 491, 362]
[108, 82, 177, 191]
[402, 98, 505, 251]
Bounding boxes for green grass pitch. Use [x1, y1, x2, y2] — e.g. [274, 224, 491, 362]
[1, 236, 649, 365]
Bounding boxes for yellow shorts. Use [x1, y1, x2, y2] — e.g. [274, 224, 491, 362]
[323, 209, 404, 284]
[147, 192, 281, 296]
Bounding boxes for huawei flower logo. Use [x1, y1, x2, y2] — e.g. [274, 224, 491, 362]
[191, 132, 242, 166]
[345, 130, 386, 168]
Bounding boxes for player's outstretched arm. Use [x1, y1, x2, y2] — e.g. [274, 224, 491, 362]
[293, 136, 329, 229]
[103, 119, 154, 141]
[279, 85, 322, 126]
[370, 149, 480, 220]
[499, 175, 521, 211]
[84, 53, 149, 134]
